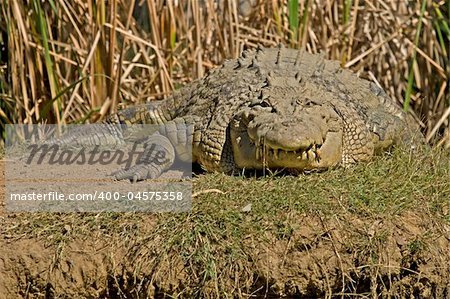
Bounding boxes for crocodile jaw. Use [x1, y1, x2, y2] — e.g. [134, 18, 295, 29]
[230, 120, 343, 171]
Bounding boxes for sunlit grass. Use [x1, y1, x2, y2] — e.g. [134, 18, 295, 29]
[4, 146, 449, 296]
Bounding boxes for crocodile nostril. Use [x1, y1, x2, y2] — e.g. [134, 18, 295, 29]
[259, 100, 271, 108]
[281, 120, 296, 126]
[246, 113, 256, 122]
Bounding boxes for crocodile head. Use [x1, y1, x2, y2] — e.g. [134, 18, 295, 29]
[230, 90, 344, 171]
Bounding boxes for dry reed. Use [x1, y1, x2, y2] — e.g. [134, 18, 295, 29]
[0, 0, 448, 148]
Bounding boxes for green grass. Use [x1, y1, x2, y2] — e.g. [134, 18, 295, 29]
[32, 0, 59, 103]
[7, 146, 450, 246]
[288, 0, 299, 44]
[403, 0, 427, 111]
[4, 147, 449, 296]
[343, 0, 352, 25]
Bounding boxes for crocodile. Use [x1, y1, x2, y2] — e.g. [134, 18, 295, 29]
[53, 45, 421, 181]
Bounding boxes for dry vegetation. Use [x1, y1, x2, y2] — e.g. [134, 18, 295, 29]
[0, 2, 450, 297]
[0, 0, 449, 147]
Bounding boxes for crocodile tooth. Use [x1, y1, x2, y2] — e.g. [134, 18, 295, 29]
[273, 149, 279, 159]
[308, 150, 316, 161]
[315, 150, 321, 162]
[263, 146, 268, 161]
[302, 151, 308, 160]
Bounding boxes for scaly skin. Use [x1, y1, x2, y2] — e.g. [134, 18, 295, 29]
[56, 45, 421, 180]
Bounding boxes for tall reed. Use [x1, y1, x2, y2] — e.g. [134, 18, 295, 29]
[0, 0, 448, 147]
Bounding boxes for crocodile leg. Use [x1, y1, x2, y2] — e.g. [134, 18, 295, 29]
[112, 116, 197, 182]
[112, 133, 175, 182]
[48, 102, 197, 181]
[331, 102, 375, 166]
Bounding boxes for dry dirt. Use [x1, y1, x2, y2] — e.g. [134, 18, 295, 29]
[1, 158, 450, 298]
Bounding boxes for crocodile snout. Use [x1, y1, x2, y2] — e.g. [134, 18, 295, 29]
[247, 117, 325, 151]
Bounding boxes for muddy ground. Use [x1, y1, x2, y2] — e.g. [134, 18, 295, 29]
[1, 150, 450, 298]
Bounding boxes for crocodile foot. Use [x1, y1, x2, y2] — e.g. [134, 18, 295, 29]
[111, 164, 163, 183]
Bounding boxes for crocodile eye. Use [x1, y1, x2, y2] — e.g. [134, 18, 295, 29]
[305, 98, 320, 106]
[249, 100, 272, 108]
[259, 100, 271, 108]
